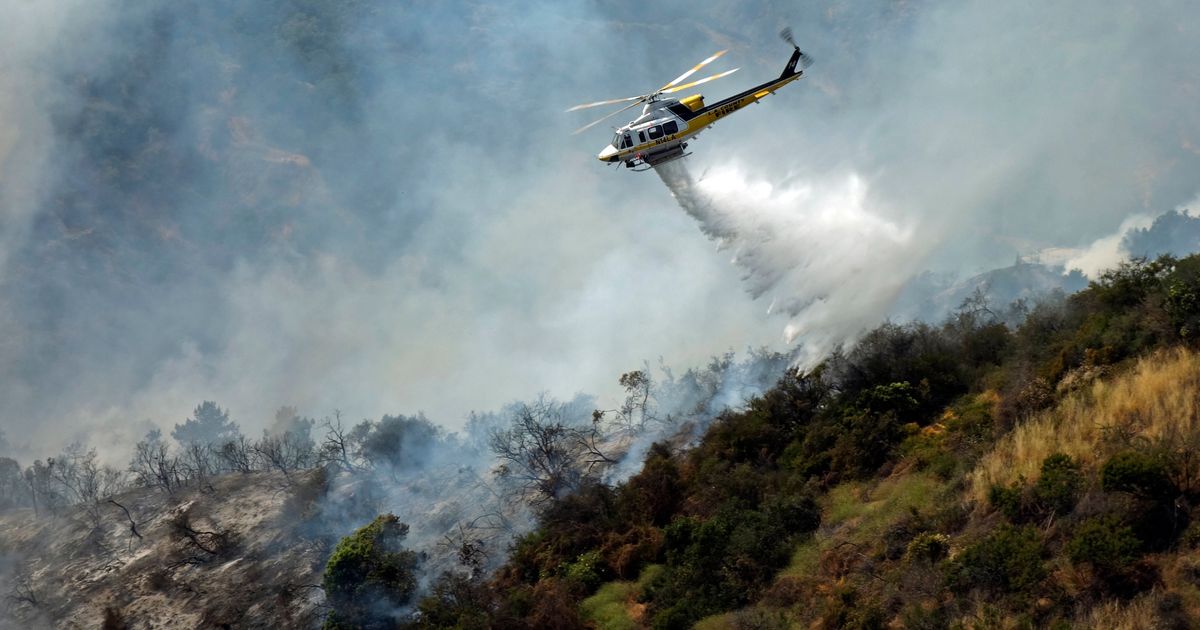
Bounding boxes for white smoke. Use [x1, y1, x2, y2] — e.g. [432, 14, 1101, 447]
[1063, 214, 1156, 278]
[655, 160, 920, 362]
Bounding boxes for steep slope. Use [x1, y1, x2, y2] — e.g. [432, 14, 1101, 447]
[582, 352, 1200, 628]
[0, 470, 328, 629]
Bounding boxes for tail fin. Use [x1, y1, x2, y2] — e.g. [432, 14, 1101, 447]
[781, 48, 803, 78]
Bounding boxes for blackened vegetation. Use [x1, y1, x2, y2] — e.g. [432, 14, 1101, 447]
[167, 508, 233, 568]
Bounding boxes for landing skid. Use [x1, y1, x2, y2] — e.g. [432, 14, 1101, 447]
[627, 142, 690, 171]
[646, 151, 691, 168]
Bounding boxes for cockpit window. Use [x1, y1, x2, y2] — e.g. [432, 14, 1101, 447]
[623, 134, 632, 148]
[612, 133, 622, 149]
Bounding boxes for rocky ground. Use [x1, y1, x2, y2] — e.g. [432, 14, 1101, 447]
[0, 470, 331, 629]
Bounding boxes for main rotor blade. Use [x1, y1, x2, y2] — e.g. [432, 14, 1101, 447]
[572, 99, 644, 135]
[660, 49, 727, 91]
[566, 95, 645, 112]
[661, 68, 739, 94]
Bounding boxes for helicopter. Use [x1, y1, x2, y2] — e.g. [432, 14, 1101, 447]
[568, 28, 813, 171]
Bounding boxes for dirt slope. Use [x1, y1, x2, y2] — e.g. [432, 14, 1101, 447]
[0, 470, 329, 629]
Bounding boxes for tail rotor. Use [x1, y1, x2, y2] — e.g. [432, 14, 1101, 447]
[780, 27, 797, 49]
[780, 27, 814, 70]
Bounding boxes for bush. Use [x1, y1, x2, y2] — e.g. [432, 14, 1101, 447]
[359, 414, 439, 471]
[765, 494, 821, 535]
[1033, 453, 1083, 515]
[415, 572, 494, 630]
[946, 525, 1045, 597]
[1101, 450, 1189, 549]
[819, 585, 888, 630]
[1101, 451, 1176, 500]
[617, 443, 682, 526]
[906, 532, 950, 564]
[1066, 517, 1140, 576]
[1066, 518, 1159, 597]
[648, 502, 815, 628]
[563, 550, 607, 592]
[988, 481, 1025, 521]
[599, 525, 664, 579]
[526, 579, 588, 629]
[323, 514, 422, 629]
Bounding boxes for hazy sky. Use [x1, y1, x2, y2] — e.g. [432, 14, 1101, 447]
[1, 0, 1198, 458]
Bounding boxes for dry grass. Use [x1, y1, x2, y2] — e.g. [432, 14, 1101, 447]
[968, 348, 1200, 505]
[1072, 591, 1177, 630]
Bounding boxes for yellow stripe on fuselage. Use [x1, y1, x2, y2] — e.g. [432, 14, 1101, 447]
[611, 72, 802, 160]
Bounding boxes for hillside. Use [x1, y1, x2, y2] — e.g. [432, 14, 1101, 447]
[394, 253, 1200, 628]
[8, 255, 1200, 628]
[0, 471, 328, 628]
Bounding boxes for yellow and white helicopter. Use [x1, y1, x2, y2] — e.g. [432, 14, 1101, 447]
[568, 29, 812, 171]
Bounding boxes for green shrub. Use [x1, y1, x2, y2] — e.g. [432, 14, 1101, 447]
[945, 525, 1045, 597]
[819, 585, 887, 630]
[1164, 257, 1200, 341]
[900, 430, 957, 480]
[1066, 517, 1140, 575]
[1034, 453, 1083, 515]
[415, 572, 493, 630]
[322, 514, 422, 630]
[649, 503, 814, 628]
[617, 443, 681, 526]
[906, 532, 950, 564]
[765, 494, 821, 535]
[988, 481, 1025, 521]
[1101, 451, 1175, 500]
[651, 602, 695, 630]
[564, 550, 608, 591]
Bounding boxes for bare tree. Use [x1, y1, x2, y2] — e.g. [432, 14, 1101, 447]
[253, 430, 315, 481]
[617, 369, 657, 433]
[574, 411, 619, 475]
[589, 368, 664, 447]
[489, 397, 591, 503]
[46, 445, 127, 526]
[438, 523, 490, 579]
[4, 565, 39, 613]
[956, 284, 998, 325]
[317, 412, 363, 473]
[22, 460, 64, 517]
[21, 467, 38, 517]
[217, 435, 256, 473]
[130, 439, 181, 495]
[0, 458, 23, 510]
[180, 442, 217, 491]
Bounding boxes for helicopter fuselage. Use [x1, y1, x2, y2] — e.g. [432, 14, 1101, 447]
[598, 47, 806, 168]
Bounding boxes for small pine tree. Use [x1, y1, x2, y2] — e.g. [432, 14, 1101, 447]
[171, 401, 240, 446]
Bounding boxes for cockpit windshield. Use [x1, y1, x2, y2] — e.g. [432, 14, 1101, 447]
[612, 133, 623, 149]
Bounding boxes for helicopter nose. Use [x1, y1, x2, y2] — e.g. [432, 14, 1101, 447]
[597, 145, 619, 162]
